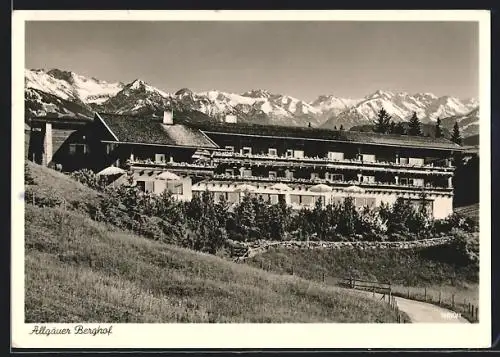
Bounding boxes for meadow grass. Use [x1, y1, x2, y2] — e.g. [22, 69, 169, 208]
[246, 246, 479, 321]
[25, 205, 401, 323]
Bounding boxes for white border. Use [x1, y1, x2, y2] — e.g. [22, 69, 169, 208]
[12, 10, 492, 349]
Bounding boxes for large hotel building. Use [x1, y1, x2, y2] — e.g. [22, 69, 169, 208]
[27, 111, 462, 219]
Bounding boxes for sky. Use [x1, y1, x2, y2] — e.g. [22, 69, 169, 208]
[25, 21, 479, 102]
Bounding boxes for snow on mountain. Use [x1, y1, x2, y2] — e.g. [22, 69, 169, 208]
[310, 95, 362, 115]
[441, 107, 480, 138]
[25, 69, 124, 105]
[321, 90, 477, 131]
[24, 68, 479, 136]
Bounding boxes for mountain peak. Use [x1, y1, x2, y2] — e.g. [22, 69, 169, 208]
[128, 79, 147, 89]
[241, 89, 272, 98]
[175, 88, 194, 96]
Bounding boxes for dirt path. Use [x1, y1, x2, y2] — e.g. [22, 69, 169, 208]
[348, 289, 469, 323]
[393, 295, 469, 323]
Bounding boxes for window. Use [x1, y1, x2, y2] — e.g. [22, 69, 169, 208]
[69, 143, 88, 155]
[290, 194, 301, 205]
[225, 169, 234, 176]
[136, 180, 146, 192]
[155, 153, 166, 163]
[270, 194, 279, 204]
[225, 146, 234, 152]
[302, 195, 314, 206]
[258, 194, 270, 202]
[269, 171, 277, 179]
[355, 197, 376, 208]
[328, 151, 344, 161]
[166, 181, 183, 195]
[310, 172, 319, 180]
[242, 169, 252, 177]
[326, 173, 344, 182]
[268, 148, 277, 156]
[400, 158, 409, 165]
[293, 150, 304, 159]
[410, 178, 424, 187]
[227, 192, 240, 203]
[285, 170, 294, 179]
[362, 154, 376, 162]
[408, 158, 425, 166]
[331, 197, 344, 206]
[106, 144, 114, 154]
[362, 175, 375, 183]
[400, 178, 424, 186]
[286, 149, 293, 158]
[242, 147, 252, 155]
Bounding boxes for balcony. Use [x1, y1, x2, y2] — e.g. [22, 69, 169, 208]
[126, 158, 215, 175]
[212, 152, 454, 174]
[210, 173, 453, 194]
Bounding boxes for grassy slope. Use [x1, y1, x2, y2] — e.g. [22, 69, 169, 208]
[25, 163, 400, 323]
[454, 204, 480, 224]
[247, 246, 479, 321]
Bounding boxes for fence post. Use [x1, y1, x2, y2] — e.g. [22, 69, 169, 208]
[372, 286, 375, 298]
[475, 307, 479, 321]
[452, 294, 455, 308]
[407, 287, 410, 299]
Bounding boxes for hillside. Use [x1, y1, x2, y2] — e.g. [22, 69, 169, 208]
[454, 204, 480, 224]
[25, 162, 400, 323]
[246, 244, 478, 287]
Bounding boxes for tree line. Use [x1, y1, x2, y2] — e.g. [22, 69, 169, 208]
[57, 168, 477, 257]
[372, 108, 462, 145]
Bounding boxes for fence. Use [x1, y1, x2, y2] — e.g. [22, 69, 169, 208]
[390, 285, 479, 323]
[339, 277, 407, 323]
[250, 260, 477, 323]
[251, 260, 407, 323]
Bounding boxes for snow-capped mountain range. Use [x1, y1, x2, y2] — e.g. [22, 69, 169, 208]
[24, 68, 480, 137]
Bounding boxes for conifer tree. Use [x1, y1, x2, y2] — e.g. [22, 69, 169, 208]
[373, 108, 392, 134]
[435, 117, 444, 138]
[394, 122, 406, 135]
[451, 121, 462, 145]
[236, 193, 256, 241]
[388, 121, 396, 134]
[407, 112, 422, 136]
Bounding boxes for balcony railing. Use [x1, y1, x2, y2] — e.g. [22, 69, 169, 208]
[126, 158, 216, 170]
[212, 152, 454, 173]
[210, 173, 453, 192]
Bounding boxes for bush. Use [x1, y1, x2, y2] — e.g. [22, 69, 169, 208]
[25, 188, 63, 208]
[451, 229, 479, 267]
[70, 169, 106, 191]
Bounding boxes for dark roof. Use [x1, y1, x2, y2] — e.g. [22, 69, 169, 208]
[96, 113, 218, 149]
[180, 119, 461, 151]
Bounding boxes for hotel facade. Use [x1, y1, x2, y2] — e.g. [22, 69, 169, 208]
[27, 111, 462, 219]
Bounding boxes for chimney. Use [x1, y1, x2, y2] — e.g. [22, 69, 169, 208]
[163, 110, 173, 125]
[225, 114, 237, 124]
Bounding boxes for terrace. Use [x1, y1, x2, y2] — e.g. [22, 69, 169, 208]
[211, 151, 454, 175]
[126, 158, 215, 176]
[210, 173, 453, 194]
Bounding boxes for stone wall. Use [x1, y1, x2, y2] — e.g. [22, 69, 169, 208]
[230, 236, 455, 260]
